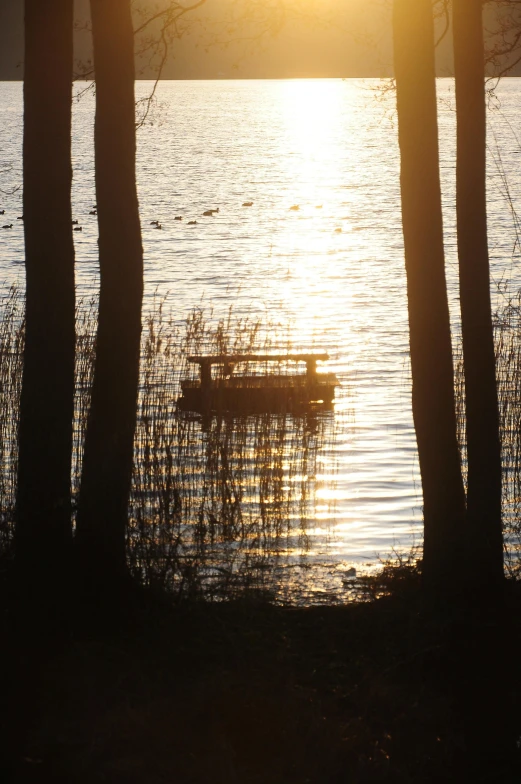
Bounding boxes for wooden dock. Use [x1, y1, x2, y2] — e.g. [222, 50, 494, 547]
[177, 353, 339, 413]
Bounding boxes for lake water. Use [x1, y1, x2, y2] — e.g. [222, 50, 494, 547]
[1, 78, 521, 598]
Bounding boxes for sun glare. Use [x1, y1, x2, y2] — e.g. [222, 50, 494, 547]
[281, 79, 343, 153]
[272, 80, 354, 350]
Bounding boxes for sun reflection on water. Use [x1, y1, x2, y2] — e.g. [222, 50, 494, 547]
[0, 78, 447, 602]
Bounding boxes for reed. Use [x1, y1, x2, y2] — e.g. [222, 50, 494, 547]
[0, 286, 24, 552]
[494, 299, 521, 576]
[453, 294, 521, 578]
[6, 280, 521, 594]
[129, 299, 336, 599]
[0, 288, 337, 600]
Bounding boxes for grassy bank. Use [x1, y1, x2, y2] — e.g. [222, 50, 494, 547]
[2, 567, 520, 783]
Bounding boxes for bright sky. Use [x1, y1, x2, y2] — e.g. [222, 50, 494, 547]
[134, 0, 395, 79]
[0, 0, 516, 80]
[0, 0, 394, 80]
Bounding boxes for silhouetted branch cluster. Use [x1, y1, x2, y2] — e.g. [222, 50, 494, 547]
[485, 1, 521, 75]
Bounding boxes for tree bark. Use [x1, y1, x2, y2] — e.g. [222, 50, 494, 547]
[453, 0, 504, 592]
[16, 0, 75, 596]
[75, 0, 143, 588]
[393, 0, 466, 592]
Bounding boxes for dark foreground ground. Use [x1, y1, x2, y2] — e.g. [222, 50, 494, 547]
[2, 570, 521, 783]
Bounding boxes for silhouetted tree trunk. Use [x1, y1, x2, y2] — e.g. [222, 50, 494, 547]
[452, 2, 512, 772]
[453, 0, 503, 593]
[393, 0, 466, 592]
[4, 3, 75, 774]
[15, 0, 75, 598]
[75, 0, 143, 590]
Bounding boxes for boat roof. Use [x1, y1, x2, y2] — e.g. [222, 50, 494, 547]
[187, 353, 329, 365]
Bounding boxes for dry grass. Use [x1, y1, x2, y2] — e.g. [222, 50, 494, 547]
[453, 295, 521, 578]
[0, 289, 338, 601]
[5, 281, 521, 594]
[0, 287, 23, 553]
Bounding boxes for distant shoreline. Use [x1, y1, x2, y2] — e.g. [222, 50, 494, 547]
[0, 75, 389, 82]
[2, 75, 520, 82]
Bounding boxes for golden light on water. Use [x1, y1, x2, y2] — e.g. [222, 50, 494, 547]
[263, 74, 448, 581]
[281, 78, 344, 148]
[279, 79, 347, 209]
[0, 77, 434, 601]
[271, 80, 364, 386]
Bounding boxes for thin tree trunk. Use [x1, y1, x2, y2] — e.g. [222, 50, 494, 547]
[75, 0, 143, 589]
[453, 0, 503, 592]
[16, 0, 75, 597]
[452, 3, 509, 768]
[393, 0, 466, 592]
[5, 5, 75, 770]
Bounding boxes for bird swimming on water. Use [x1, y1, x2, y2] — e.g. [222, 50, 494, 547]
[341, 567, 357, 586]
[2, 224, 13, 229]
[188, 220, 197, 225]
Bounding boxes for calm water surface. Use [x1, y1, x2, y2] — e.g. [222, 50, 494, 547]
[1, 78, 521, 595]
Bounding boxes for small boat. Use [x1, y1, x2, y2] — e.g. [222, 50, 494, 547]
[178, 353, 339, 414]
